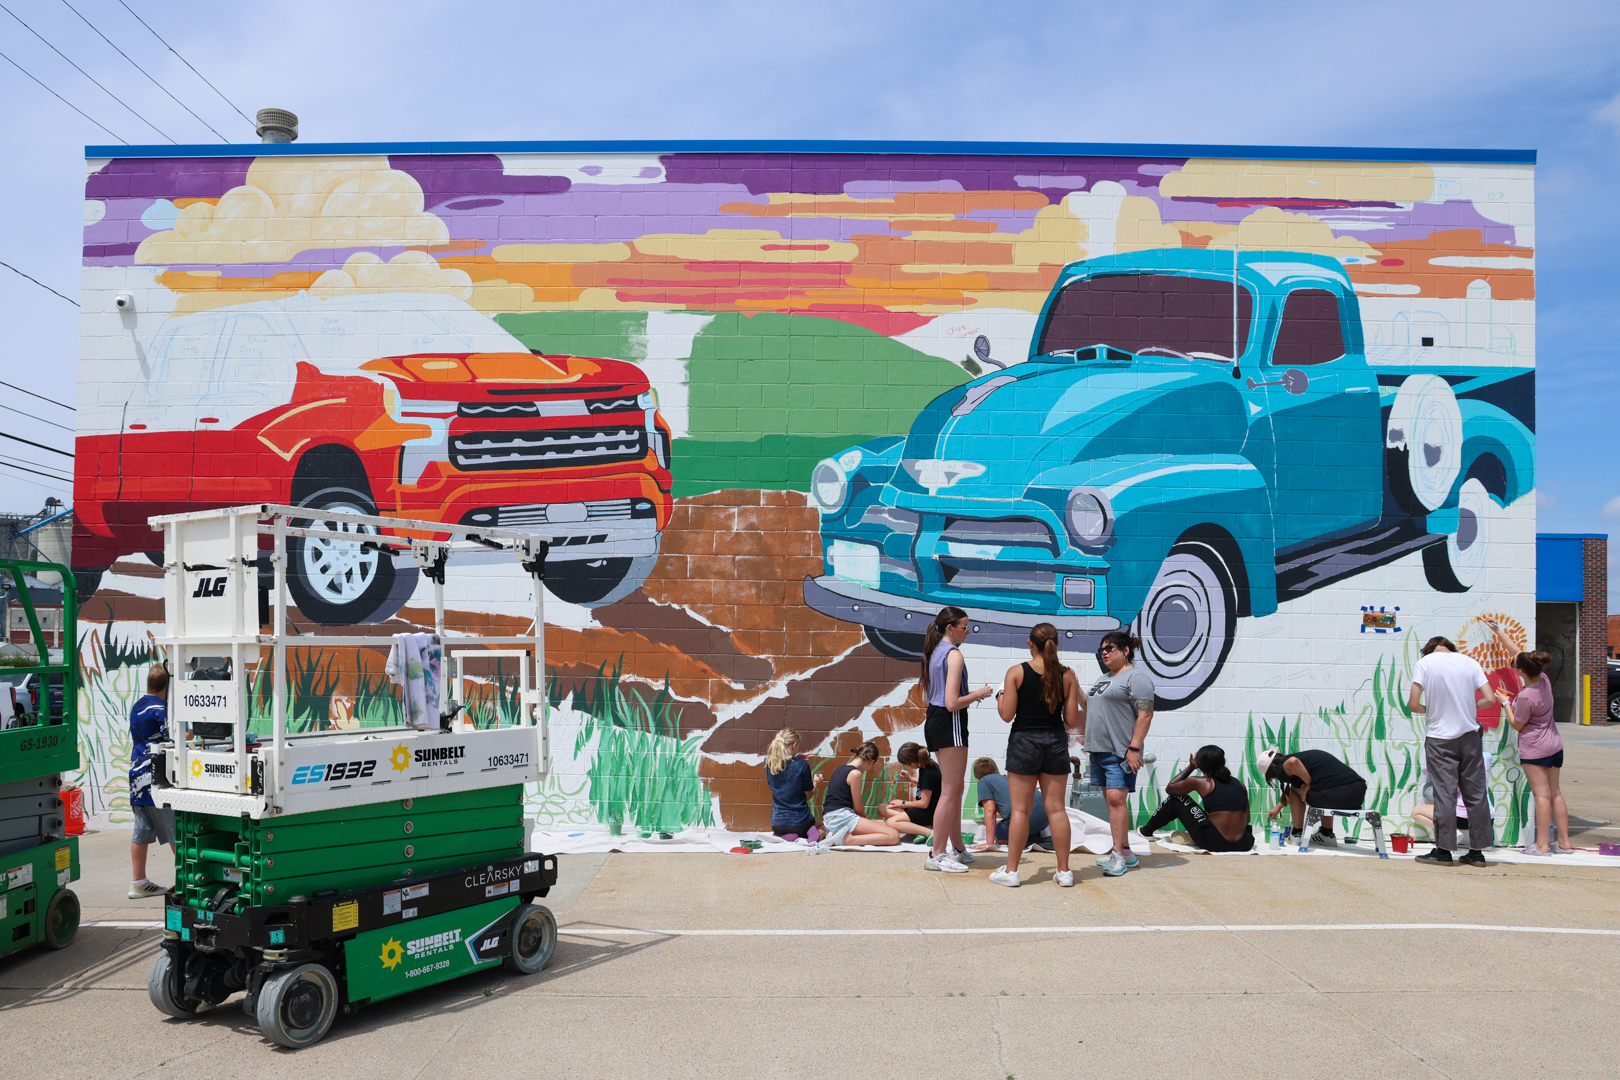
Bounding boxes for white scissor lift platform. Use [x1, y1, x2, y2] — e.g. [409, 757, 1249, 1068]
[146, 504, 560, 1048]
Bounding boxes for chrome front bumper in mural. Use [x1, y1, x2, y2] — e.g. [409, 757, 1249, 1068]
[803, 574, 1120, 652]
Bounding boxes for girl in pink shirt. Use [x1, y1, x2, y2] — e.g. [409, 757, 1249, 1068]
[1489, 624, 1571, 855]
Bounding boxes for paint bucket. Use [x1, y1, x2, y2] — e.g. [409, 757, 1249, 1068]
[60, 786, 85, 836]
[1391, 834, 1413, 853]
[1598, 843, 1620, 857]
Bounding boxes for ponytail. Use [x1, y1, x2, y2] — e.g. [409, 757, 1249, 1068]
[1194, 744, 1233, 784]
[896, 742, 934, 770]
[1030, 622, 1068, 713]
[920, 606, 968, 698]
[849, 740, 880, 764]
[1515, 650, 1552, 680]
[766, 728, 799, 775]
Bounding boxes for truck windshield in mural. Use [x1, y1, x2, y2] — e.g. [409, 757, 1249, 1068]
[73, 149, 1537, 845]
[76, 291, 673, 622]
[804, 249, 1533, 707]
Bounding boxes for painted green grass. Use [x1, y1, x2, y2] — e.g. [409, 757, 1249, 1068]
[568, 657, 713, 833]
[462, 659, 523, 730]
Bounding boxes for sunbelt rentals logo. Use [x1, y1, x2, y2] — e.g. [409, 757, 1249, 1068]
[379, 937, 404, 970]
[406, 928, 462, 960]
[390, 743, 412, 773]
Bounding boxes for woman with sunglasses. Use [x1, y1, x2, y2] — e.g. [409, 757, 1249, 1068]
[1086, 630, 1154, 877]
[920, 606, 994, 873]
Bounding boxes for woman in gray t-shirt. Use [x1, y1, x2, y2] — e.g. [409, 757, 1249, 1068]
[1085, 630, 1155, 876]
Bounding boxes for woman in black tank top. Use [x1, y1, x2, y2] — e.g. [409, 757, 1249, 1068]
[987, 623, 1084, 886]
[821, 742, 902, 848]
[1139, 745, 1254, 852]
[1262, 748, 1367, 846]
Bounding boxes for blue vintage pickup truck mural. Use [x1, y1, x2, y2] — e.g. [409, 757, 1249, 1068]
[804, 249, 1534, 707]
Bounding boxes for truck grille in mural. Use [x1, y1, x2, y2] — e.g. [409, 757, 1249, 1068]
[449, 426, 648, 471]
[940, 517, 1059, 554]
[462, 499, 654, 528]
[456, 397, 643, 419]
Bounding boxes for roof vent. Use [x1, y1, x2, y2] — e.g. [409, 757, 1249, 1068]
[255, 108, 298, 144]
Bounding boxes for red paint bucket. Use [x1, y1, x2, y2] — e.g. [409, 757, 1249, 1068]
[60, 786, 85, 836]
[1391, 834, 1413, 853]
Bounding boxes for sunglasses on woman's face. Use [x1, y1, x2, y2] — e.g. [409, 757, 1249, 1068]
[1100, 644, 1118, 655]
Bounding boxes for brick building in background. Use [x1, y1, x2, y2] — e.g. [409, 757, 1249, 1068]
[1536, 533, 1609, 724]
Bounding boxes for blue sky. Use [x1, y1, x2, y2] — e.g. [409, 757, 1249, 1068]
[2, 0, 1618, 597]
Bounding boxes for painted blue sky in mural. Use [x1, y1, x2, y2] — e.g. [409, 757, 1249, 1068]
[1, 1, 1618, 597]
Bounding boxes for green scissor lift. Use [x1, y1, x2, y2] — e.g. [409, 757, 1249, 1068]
[0, 559, 81, 959]
[146, 505, 558, 1048]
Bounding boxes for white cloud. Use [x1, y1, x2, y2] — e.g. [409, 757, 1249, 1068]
[1594, 92, 1620, 132]
[1603, 495, 1620, 518]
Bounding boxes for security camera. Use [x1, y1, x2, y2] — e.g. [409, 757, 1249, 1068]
[114, 293, 133, 311]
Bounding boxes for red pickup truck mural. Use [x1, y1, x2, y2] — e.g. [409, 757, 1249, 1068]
[75, 292, 673, 623]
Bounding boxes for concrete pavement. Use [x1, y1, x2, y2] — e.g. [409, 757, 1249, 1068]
[5, 727, 1620, 1078]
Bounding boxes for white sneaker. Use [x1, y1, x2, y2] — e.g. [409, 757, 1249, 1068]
[925, 853, 968, 874]
[1055, 869, 1075, 887]
[949, 844, 976, 865]
[1308, 830, 1338, 847]
[827, 822, 854, 847]
[989, 866, 1020, 887]
[1101, 852, 1128, 877]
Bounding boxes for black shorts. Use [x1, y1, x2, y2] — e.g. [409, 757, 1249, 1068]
[1306, 779, 1367, 811]
[1521, 750, 1564, 769]
[1006, 728, 1069, 776]
[924, 704, 968, 751]
[905, 807, 935, 828]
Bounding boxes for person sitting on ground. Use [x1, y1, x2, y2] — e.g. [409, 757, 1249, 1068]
[765, 727, 825, 840]
[821, 741, 902, 848]
[1140, 745, 1254, 852]
[881, 742, 938, 842]
[969, 757, 1054, 853]
[1259, 747, 1367, 846]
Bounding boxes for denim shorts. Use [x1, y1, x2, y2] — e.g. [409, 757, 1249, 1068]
[1089, 751, 1137, 792]
[824, 807, 860, 840]
[1521, 749, 1565, 769]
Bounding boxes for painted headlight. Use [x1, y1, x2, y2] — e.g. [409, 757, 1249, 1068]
[1064, 488, 1112, 547]
[811, 458, 849, 513]
[638, 389, 659, 410]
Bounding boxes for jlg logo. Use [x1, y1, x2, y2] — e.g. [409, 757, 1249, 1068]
[191, 576, 227, 598]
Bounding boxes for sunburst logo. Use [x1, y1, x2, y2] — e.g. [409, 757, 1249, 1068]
[389, 744, 412, 773]
[379, 937, 404, 970]
[190, 759, 203, 777]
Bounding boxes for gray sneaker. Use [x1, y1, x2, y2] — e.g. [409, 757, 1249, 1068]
[1101, 851, 1128, 877]
[127, 880, 167, 899]
[1308, 830, 1338, 847]
[925, 853, 969, 874]
[948, 844, 976, 865]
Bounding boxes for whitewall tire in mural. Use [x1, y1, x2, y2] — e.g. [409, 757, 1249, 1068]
[287, 487, 418, 626]
[1423, 478, 1497, 593]
[1386, 374, 1463, 515]
[1132, 541, 1237, 710]
[545, 553, 658, 608]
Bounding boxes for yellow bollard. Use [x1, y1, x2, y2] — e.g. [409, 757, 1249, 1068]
[1583, 674, 1592, 725]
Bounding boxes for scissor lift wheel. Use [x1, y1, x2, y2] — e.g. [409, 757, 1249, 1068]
[256, 963, 340, 1049]
[507, 903, 558, 975]
[147, 951, 200, 1019]
[43, 889, 79, 950]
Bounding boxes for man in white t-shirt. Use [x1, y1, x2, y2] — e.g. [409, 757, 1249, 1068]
[1408, 635, 1496, 866]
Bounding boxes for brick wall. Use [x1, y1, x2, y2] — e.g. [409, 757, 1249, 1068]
[1582, 537, 1609, 723]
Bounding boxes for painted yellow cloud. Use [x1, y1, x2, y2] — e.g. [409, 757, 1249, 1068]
[491, 242, 633, 263]
[901, 202, 1090, 274]
[1160, 159, 1434, 203]
[1207, 206, 1380, 259]
[135, 156, 449, 265]
[632, 229, 860, 263]
[310, 251, 472, 299]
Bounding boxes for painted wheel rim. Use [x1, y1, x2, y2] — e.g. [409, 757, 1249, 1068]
[301, 506, 379, 603]
[1136, 551, 1227, 692]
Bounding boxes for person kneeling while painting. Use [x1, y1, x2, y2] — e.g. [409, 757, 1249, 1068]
[880, 742, 939, 842]
[822, 741, 902, 848]
[765, 727, 825, 841]
[969, 758, 1055, 852]
[1139, 745, 1254, 852]
[1259, 748, 1367, 846]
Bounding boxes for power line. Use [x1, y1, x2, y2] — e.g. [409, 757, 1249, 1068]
[0, 460, 72, 485]
[0, 381, 74, 413]
[0, 431, 72, 459]
[0, 1, 175, 143]
[60, 0, 229, 142]
[0, 259, 79, 307]
[0, 403, 72, 434]
[0, 46, 126, 143]
[0, 453, 72, 481]
[115, 0, 252, 128]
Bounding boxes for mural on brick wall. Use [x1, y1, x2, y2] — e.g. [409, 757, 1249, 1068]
[72, 149, 1537, 841]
